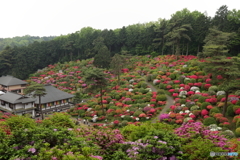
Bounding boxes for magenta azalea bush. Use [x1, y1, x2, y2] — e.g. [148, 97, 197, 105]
[159, 113, 170, 121]
[174, 122, 229, 150]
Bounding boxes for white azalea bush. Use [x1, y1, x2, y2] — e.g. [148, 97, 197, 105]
[217, 91, 225, 96]
[190, 86, 200, 92]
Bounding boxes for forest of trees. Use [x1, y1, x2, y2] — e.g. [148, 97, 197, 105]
[0, 35, 55, 52]
[0, 5, 240, 80]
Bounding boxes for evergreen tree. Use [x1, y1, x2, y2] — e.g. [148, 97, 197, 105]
[200, 28, 240, 116]
[200, 27, 235, 57]
[93, 37, 111, 68]
[165, 19, 192, 56]
[85, 68, 109, 115]
[110, 54, 126, 86]
[24, 82, 46, 120]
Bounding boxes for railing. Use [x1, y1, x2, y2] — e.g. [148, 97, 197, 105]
[0, 106, 12, 112]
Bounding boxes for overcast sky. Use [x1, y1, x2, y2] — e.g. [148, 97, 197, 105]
[0, 0, 238, 38]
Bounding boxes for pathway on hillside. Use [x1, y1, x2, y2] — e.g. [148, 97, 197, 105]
[146, 82, 174, 123]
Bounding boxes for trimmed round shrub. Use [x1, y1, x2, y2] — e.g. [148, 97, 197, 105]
[158, 83, 165, 89]
[146, 74, 152, 82]
[139, 88, 148, 94]
[190, 105, 200, 111]
[217, 95, 225, 101]
[209, 107, 221, 115]
[137, 99, 144, 103]
[207, 90, 216, 96]
[190, 94, 201, 101]
[184, 78, 191, 84]
[235, 127, 240, 137]
[201, 102, 211, 110]
[140, 82, 148, 89]
[226, 105, 235, 117]
[132, 95, 140, 100]
[123, 115, 134, 122]
[233, 105, 240, 112]
[220, 130, 235, 139]
[190, 78, 196, 83]
[143, 96, 151, 102]
[179, 99, 186, 104]
[133, 88, 139, 93]
[169, 74, 176, 80]
[236, 100, 240, 106]
[208, 86, 218, 92]
[156, 94, 167, 101]
[236, 119, 240, 128]
[157, 89, 165, 94]
[198, 96, 207, 103]
[235, 90, 240, 96]
[185, 101, 196, 108]
[203, 117, 217, 126]
[133, 110, 144, 117]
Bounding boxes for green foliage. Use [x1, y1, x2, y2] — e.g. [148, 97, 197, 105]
[208, 85, 218, 92]
[157, 89, 166, 94]
[4, 115, 36, 131]
[41, 113, 75, 128]
[121, 122, 174, 141]
[181, 137, 227, 160]
[235, 127, 240, 137]
[209, 107, 221, 115]
[190, 94, 201, 100]
[220, 130, 235, 139]
[133, 110, 143, 117]
[236, 119, 240, 128]
[226, 105, 235, 116]
[201, 102, 211, 110]
[198, 96, 207, 103]
[203, 117, 217, 126]
[156, 94, 167, 101]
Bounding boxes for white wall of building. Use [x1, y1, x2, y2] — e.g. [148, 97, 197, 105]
[25, 103, 34, 109]
[16, 104, 24, 109]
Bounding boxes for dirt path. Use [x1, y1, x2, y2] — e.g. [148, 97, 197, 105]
[146, 82, 174, 123]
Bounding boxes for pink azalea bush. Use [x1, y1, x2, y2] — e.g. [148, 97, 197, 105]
[174, 122, 229, 150]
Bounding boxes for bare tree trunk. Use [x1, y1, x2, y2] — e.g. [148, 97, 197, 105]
[197, 44, 200, 53]
[117, 73, 120, 86]
[70, 52, 73, 61]
[186, 43, 189, 55]
[172, 45, 175, 55]
[161, 41, 164, 55]
[223, 91, 229, 117]
[182, 43, 184, 55]
[39, 95, 44, 120]
[100, 87, 105, 115]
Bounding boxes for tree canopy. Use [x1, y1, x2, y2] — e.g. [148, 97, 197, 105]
[0, 5, 239, 79]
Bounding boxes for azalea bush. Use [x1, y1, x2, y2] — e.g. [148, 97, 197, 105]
[174, 122, 229, 150]
[120, 122, 182, 160]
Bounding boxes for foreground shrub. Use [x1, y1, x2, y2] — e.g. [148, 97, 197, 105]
[174, 122, 229, 150]
[74, 126, 124, 158]
[235, 127, 240, 137]
[0, 125, 98, 160]
[121, 130, 183, 160]
[4, 115, 36, 131]
[181, 137, 227, 160]
[121, 122, 175, 142]
[203, 117, 217, 126]
[41, 112, 75, 128]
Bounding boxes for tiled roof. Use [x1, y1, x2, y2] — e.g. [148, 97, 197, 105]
[0, 92, 35, 104]
[0, 75, 27, 86]
[34, 85, 74, 104]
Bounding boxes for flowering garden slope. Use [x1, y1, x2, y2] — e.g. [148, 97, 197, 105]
[1, 54, 240, 159]
[0, 112, 240, 159]
[27, 55, 240, 134]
